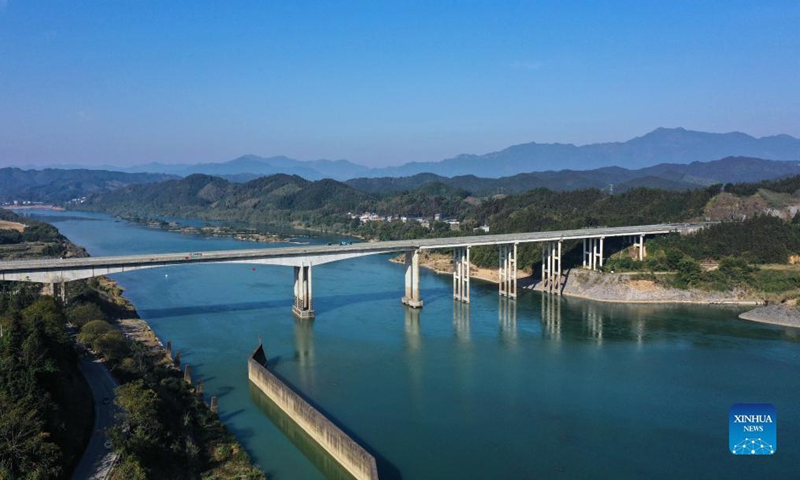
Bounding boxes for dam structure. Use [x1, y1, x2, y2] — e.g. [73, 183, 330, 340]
[249, 344, 380, 480]
[0, 223, 705, 318]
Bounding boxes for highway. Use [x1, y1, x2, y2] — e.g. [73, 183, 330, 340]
[0, 223, 703, 283]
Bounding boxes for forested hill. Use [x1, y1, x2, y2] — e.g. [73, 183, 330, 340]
[78, 168, 800, 244]
[81, 173, 373, 225]
[0, 168, 177, 203]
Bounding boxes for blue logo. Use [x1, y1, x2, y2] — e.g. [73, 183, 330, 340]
[729, 403, 776, 455]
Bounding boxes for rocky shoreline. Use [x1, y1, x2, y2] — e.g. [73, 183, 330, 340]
[536, 269, 764, 305]
[738, 304, 800, 328]
[404, 252, 764, 306]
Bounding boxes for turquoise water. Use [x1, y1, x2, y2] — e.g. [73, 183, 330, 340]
[25, 210, 800, 479]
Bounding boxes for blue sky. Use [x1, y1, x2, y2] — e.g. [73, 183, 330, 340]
[1, 0, 798, 167]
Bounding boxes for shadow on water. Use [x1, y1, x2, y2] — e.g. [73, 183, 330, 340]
[250, 360, 403, 480]
[139, 299, 291, 319]
[249, 383, 357, 480]
[140, 286, 452, 321]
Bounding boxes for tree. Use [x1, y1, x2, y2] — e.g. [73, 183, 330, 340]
[675, 257, 703, 288]
[114, 380, 163, 451]
[0, 397, 61, 479]
[67, 303, 106, 328]
[95, 331, 130, 363]
[77, 320, 114, 346]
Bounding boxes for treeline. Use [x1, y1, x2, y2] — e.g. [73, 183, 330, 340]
[0, 285, 94, 479]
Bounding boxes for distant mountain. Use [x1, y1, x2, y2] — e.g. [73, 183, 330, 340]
[25, 128, 800, 181]
[0, 168, 178, 203]
[364, 128, 800, 178]
[345, 157, 800, 195]
[119, 155, 370, 181]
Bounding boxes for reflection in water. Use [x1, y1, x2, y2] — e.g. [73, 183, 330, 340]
[294, 319, 315, 388]
[540, 293, 561, 341]
[249, 383, 357, 480]
[404, 307, 421, 351]
[453, 301, 471, 343]
[634, 316, 646, 346]
[498, 297, 517, 346]
[403, 306, 425, 412]
[584, 303, 604, 345]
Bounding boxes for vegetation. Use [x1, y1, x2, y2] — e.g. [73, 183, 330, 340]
[0, 209, 71, 260]
[0, 213, 264, 479]
[0, 287, 94, 479]
[69, 276, 265, 479]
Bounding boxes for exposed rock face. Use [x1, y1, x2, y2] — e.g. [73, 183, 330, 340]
[739, 304, 800, 328]
[533, 269, 761, 304]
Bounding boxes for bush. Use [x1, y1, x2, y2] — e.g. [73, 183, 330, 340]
[674, 257, 703, 288]
[78, 320, 114, 346]
[68, 303, 107, 328]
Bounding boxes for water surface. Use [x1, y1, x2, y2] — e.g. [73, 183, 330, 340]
[26, 210, 800, 479]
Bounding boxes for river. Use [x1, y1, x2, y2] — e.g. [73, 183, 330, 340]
[23, 210, 800, 479]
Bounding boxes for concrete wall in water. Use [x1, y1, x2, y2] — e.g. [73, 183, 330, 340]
[248, 345, 379, 480]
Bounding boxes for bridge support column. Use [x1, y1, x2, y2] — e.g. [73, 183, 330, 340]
[292, 263, 314, 318]
[541, 240, 562, 294]
[453, 247, 470, 303]
[499, 243, 517, 298]
[597, 236, 604, 268]
[635, 234, 647, 261]
[61, 283, 67, 304]
[582, 239, 588, 268]
[402, 250, 423, 308]
[585, 237, 604, 270]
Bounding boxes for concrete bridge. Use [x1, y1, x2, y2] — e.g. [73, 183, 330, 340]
[0, 223, 705, 318]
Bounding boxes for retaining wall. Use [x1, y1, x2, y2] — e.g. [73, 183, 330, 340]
[248, 345, 379, 480]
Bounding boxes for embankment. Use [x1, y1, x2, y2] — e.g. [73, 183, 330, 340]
[540, 269, 764, 305]
[248, 344, 379, 480]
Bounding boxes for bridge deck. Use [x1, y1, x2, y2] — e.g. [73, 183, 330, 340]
[0, 223, 702, 276]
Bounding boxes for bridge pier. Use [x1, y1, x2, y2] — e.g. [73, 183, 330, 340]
[453, 247, 470, 303]
[292, 263, 314, 318]
[498, 243, 517, 298]
[583, 237, 605, 270]
[541, 240, 562, 294]
[635, 234, 647, 260]
[401, 250, 423, 308]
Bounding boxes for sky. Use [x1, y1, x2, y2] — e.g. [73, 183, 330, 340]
[1, 0, 799, 168]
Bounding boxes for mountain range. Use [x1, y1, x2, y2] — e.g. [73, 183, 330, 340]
[4, 155, 800, 205]
[347, 157, 800, 195]
[23, 127, 800, 181]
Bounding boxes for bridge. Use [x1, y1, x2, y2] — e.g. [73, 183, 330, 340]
[0, 223, 705, 318]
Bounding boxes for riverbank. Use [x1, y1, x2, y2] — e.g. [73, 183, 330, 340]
[405, 251, 764, 305]
[390, 250, 531, 285]
[85, 275, 266, 479]
[536, 268, 764, 305]
[119, 215, 293, 244]
[739, 304, 800, 328]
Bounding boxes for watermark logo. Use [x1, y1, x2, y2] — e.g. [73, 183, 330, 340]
[729, 403, 776, 455]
